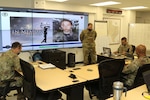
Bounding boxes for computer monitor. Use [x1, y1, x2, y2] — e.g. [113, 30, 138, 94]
[103, 47, 111, 57]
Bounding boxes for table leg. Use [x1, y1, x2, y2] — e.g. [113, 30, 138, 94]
[61, 84, 84, 100]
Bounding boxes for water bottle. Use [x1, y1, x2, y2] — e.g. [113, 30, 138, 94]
[113, 81, 127, 100]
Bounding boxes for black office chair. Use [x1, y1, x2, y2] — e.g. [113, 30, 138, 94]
[131, 45, 136, 53]
[0, 79, 18, 100]
[20, 59, 62, 100]
[98, 59, 125, 99]
[32, 52, 42, 62]
[97, 55, 114, 63]
[87, 59, 125, 100]
[129, 64, 150, 90]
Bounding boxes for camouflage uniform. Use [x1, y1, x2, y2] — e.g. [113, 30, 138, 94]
[53, 32, 78, 42]
[122, 56, 150, 86]
[80, 29, 97, 65]
[0, 49, 22, 87]
[118, 44, 133, 55]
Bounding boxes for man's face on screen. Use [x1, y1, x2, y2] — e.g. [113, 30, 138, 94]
[61, 21, 72, 34]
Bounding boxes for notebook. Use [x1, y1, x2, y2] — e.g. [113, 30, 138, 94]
[38, 63, 56, 69]
[143, 70, 150, 92]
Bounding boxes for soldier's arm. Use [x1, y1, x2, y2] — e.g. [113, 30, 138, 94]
[14, 57, 22, 72]
[80, 31, 84, 42]
[94, 31, 97, 40]
[128, 45, 133, 55]
[122, 60, 138, 74]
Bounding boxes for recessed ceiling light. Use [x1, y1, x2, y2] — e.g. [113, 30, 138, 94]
[90, 1, 121, 6]
[121, 6, 148, 10]
[46, 0, 68, 2]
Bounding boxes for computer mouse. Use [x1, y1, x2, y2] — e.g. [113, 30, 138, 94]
[69, 74, 77, 79]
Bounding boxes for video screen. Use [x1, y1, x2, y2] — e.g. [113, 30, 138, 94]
[0, 8, 88, 52]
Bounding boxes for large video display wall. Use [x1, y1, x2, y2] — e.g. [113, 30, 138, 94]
[0, 7, 88, 52]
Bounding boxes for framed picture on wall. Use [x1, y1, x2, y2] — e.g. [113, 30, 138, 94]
[103, 18, 121, 44]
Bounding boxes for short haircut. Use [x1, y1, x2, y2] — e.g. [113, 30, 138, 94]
[88, 23, 92, 26]
[61, 19, 72, 25]
[136, 44, 146, 54]
[11, 42, 22, 49]
[121, 37, 127, 41]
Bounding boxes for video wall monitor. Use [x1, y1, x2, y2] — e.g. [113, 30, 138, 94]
[0, 7, 89, 52]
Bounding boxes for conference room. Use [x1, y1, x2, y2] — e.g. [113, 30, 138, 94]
[1, 0, 150, 100]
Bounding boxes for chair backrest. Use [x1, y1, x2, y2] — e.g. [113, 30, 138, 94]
[97, 55, 114, 63]
[98, 59, 125, 98]
[142, 70, 150, 93]
[133, 64, 150, 87]
[131, 45, 136, 53]
[20, 59, 36, 99]
[32, 52, 42, 62]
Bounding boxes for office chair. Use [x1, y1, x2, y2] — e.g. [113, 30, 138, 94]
[97, 55, 114, 63]
[32, 52, 42, 62]
[131, 45, 136, 53]
[129, 64, 150, 90]
[0, 79, 18, 100]
[20, 59, 62, 100]
[87, 59, 125, 100]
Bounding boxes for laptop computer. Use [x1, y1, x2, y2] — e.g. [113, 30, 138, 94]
[103, 47, 111, 57]
[143, 70, 150, 93]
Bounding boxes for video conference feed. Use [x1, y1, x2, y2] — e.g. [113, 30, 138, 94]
[0, 9, 88, 52]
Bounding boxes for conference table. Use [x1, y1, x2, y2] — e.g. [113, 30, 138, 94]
[31, 61, 87, 100]
[65, 64, 99, 81]
[107, 84, 148, 100]
[30, 59, 131, 100]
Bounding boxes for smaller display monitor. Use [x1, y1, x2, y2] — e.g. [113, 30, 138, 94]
[103, 47, 111, 57]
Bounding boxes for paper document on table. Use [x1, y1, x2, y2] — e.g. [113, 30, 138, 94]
[39, 63, 56, 69]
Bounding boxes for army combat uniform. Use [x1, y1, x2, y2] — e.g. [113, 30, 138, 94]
[118, 44, 133, 55]
[122, 56, 150, 86]
[53, 32, 78, 42]
[80, 29, 97, 65]
[0, 49, 22, 87]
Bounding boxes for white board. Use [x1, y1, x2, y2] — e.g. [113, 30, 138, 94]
[129, 23, 150, 50]
[94, 20, 109, 54]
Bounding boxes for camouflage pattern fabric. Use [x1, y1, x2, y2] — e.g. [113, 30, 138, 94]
[53, 32, 78, 42]
[0, 49, 22, 87]
[118, 44, 133, 55]
[122, 56, 150, 86]
[80, 29, 97, 65]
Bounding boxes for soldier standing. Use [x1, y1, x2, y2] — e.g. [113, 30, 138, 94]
[80, 23, 97, 65]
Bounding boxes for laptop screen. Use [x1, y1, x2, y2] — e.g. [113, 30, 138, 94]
[143, 70, 150, 93]
[103, 47, 111, 57]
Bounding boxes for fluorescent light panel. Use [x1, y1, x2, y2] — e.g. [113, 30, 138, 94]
[90, 1, 121, 6]
[46, 0, 68, 2]
[121, 6, 148, 10]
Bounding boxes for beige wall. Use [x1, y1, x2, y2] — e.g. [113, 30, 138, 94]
[0, 0, 136, 62]
[136, 11, 150, 23]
